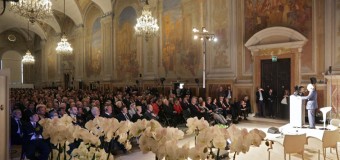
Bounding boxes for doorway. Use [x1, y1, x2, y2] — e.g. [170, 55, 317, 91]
[261, 58, 290, 119]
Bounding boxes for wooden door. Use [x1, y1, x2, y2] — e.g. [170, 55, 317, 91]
[261, 58, 290, 118]
[0, 69, 10, 160]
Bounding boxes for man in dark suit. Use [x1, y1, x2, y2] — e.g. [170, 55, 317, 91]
[22, 113, 51, 160]
[225, 86, 233, 100]
[188, 97, 209, 120]
[266, 88, 275, 118]
[144, 104, 159, 120]
[116, 106, 132, 122]
[23, 101, 36, 122]
[100, 105, 115, 119]
[11, 109, 23, 145]
[300, 84, 318, 129]
[131, 106, 144, 122]
[256, 87, 266, 117]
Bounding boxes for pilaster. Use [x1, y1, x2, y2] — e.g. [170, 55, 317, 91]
[101, 13, 113, 81]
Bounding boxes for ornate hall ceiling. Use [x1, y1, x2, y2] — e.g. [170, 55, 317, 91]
[0, 0, 114, 40]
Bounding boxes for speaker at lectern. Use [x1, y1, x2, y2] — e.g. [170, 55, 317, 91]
[290, 95, 305, 127]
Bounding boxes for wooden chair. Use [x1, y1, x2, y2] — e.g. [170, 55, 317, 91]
[283, 134, 306, 160]
[307, 130, 340, 160]
[268, 134, 306, 160]
[330, 119, 340, 128]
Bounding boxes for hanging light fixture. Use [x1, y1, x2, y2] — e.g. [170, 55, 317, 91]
[22, 21, 35, 64]
[22, 50, 35, 64]
[55, 0, 73, 55]
[134, 0, 159, 41]
[10, 0, 53, 23]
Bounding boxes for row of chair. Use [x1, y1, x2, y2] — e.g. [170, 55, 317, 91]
[268, 129, 339, 160]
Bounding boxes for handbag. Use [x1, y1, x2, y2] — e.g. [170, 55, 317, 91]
[281, 97, 287, 104]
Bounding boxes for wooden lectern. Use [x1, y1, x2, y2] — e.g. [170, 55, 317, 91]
[290, 95, 305, 127]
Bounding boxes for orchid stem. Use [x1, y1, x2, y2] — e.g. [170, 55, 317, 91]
[216, 148, 220, 160]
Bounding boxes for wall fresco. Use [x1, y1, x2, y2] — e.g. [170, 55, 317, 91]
[162, 0, 201, 77]
[116, 6, 138, 80]
[244, 0, 313, 72]
[336, 0, 340, 65]
[85, 17, 102, 77]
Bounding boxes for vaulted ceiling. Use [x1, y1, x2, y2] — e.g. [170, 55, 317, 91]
[0, 0, 113, 40]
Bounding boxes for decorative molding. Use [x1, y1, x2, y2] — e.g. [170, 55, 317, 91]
[101, 12, 113, 18]
[245, 27, 308, 54]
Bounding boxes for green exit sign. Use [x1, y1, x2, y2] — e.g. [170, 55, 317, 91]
[272, 56, 277, 62]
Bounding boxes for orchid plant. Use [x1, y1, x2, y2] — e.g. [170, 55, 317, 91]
[39, 115, 266, 160]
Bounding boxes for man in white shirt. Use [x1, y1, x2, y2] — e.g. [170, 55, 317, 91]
[256, 87, 266, 117]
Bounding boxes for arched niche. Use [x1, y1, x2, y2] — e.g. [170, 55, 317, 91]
[245, 27, 308, 93]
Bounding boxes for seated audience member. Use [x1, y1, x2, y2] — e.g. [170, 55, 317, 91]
[49, 101, 60, 114]
[180, 96, 190, 110]
[131, 106, 144, 122]
[69, 106, 78, 119]
[22, 113, 51, 160]
[87, 107, 100, 121]
[23, 101, 36, 122]
[11, 109, 23, 145]
[116, 106, 132, 122]
[206, 98, 229, 125]
[101, 104, 115, 118]
[68, 106, 85, 126]
[144, 104, 159, 120]
[243, 96, 251, 114]
[216, 96, 232, 118]
[188, 97, 210, 120]
[128, 103, 137, 118]
[173, 99, 183, 115]
[239, 100, 248, 120]
[36, 104, 48, 120]
[151, 98, 162, 116]
[48, 110, 59, 119]
[58, 103, 67, 117]
[162, 98, 178, 126]
[114, 101, 124, 115]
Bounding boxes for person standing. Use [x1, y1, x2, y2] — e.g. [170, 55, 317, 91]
[256, 87, 266, 117]
[300, 84, 317, 129]
[280, 90, 290, 119]
[225, 86, 233, 100]
[266, 89, 275, 118]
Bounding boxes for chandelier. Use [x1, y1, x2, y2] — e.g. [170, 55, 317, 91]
[22, 50, 35, 64]
[56, 34, 73, 55]
[10, 0, 53, 23]
[22, 20, 35, 64]
[134, 0, 159, 41]
[55, 0, 73, 55]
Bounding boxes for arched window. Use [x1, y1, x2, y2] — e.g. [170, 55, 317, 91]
[1, 51, 23, 84]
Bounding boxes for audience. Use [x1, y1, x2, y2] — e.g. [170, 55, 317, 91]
[10, 86, 257, 158]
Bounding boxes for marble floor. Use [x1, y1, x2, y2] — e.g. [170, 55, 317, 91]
[11, 116, 340, 160]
